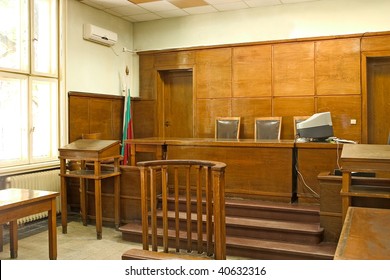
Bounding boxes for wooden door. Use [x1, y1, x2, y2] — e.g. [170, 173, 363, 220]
[159, 70, 193, 138]
[367, 57, 390, 144]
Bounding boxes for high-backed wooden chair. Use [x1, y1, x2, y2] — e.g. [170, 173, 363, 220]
[122, 159, 227, 260]
[254, 117, 282, 140]
[215, 117, 240, 139]
[293, 116, 310, 139]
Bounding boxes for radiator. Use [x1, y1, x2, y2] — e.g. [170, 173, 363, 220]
[5, 169, 61, 224]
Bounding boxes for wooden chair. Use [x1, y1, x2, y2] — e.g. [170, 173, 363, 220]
[215, 117, 240, 139]
[293, 116, 310, 139]
[81, 132, 102, 139]
[122, 159, 227, 260]
[254, 117, 282, 140]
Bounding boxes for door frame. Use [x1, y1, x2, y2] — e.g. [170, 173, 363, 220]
[361, 51, 390, 143]
[156, 67, 195, 137]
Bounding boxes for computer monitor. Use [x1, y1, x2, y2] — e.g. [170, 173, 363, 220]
[296, 112, 333, 140]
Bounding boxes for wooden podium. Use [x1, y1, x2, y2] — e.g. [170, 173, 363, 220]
[59, 139, 121, 239]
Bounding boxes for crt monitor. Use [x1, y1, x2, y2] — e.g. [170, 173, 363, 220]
[296, 112, 333, 139]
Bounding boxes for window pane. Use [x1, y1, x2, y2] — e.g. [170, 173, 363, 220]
[0, 74, 28, 166]
[32, 0, 58, 75]
[31, 78, 58, 161]
[0, 0, 29, 72]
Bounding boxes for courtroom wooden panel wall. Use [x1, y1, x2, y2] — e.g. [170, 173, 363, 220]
[315, 38, 361, 95]
[273, 42, 315, 97]
[232, 45, 272, 98]
[134, 31, 390, 142]
[196, 48, 232, 99]
[68, 92, 124, 143]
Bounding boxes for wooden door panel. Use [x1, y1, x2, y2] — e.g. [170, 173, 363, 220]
[367, 57, 390, 144]
[162, 71, 193, 138]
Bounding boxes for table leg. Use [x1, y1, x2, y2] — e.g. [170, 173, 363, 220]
[341, 171, 352, 222]
[95, 178, 102, 239]
[80, 177, 87, 226]
[48, 198, 57, 260]
[114, 175, 120, 229]
[9, 220, 18, 259]
[60, 158, 68, 234]
[0, 224, 3, 252]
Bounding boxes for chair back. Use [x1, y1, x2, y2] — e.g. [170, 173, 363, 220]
[293, 116, 310, 139]
[255, 117, 282, 140]
[138, 159, 227, 260]
[215, 117, 240, 139]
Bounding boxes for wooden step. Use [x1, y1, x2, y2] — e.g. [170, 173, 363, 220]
[168, 196, 320, 223]
[156, 210, 323, 245]
[119, 222, 334, 260]
[226, 236, 336, 260]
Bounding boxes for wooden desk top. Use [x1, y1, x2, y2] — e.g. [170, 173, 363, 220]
[334, 206, 390, 260]
[125, 137, 296, 148]
[341, 144, 390, 161]
[0, 188, 59, 211]
[58, 139, 121, 160]
[59, 139, 120, 152]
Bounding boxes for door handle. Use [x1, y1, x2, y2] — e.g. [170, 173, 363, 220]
[164, 121, 171, 127]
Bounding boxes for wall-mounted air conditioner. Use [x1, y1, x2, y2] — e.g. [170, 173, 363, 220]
[83, 23, 118, 46]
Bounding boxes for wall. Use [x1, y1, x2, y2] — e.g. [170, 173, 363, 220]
[66, 0, 134, 96]
[133, 0, 390, 52]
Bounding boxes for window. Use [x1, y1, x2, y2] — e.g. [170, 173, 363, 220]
[0, 0, 58, 173]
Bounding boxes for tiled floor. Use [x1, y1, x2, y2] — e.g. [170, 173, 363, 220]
[0, 217, 140, 260]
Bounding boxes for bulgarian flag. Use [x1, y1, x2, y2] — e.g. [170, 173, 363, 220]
[121, 88, 133, 165]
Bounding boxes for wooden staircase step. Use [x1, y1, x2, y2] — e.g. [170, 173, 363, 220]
[226, 236, 336, 260]
[157, 210, 323, 244]
[167, 196, 320, 223]
[119, 222, 335, 260]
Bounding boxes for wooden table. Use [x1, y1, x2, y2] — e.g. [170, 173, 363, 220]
[334, 206, 390, 259]
[0, 188, 59, 259]
[340, 144, 390, 220]
[124, 138, 166, 166]
[59, 139, 121, 239]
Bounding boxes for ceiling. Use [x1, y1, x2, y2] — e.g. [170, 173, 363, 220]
[78, 0, 324, 23]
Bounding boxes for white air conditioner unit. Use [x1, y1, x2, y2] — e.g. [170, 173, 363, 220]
[83, 24, 117, 46]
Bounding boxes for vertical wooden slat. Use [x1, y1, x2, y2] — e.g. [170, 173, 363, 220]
[212, 168, 226, 260]
[162, 166, 168, 253]
[205, 167, 213, 256]
[150, 167, 158, 251]
[174, 167, 180, 252]
[186, 165, 192, 252]
[196, 166, 203, 253]
[139, 166, 149, 251]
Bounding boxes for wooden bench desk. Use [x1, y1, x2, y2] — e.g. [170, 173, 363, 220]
[334, 206, 390, 260]
[340, 144, 390, 220]
[0, 188, 59, 260]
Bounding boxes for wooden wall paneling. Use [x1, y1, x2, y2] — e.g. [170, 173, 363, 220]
[296, 143, 343, 204]
[132, 99, 157, 138]
[139, 54, 155, 99]
[68, 92, 124, 143]
[89, 99, 115, 139]
[273, 97, 315, 139]
[361, 35, 390, 52]
[195, 98, 232, 138]
[154, 51, 195, 68]
[232, 45, 272, 98]
[315, 38, 361, 95]
[68, 96, 90, 142]
[195, 48, 232, 99]
[273, 42, 315, 96]
[232, 98, 272, 139]
[317, 96, 361, 142]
